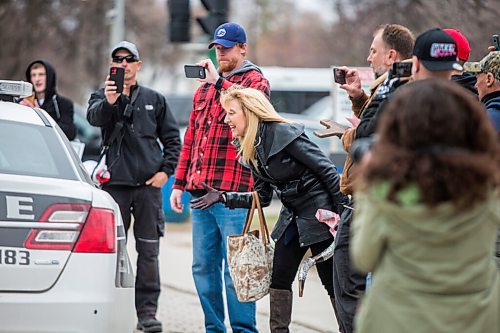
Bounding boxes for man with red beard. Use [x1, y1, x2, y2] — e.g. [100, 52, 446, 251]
[170, 22, 269, 333]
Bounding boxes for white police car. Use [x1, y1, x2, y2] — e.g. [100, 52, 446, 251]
[0, 81, 134, 332]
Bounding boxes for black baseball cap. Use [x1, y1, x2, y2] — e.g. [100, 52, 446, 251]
[413, 28, 462, 71]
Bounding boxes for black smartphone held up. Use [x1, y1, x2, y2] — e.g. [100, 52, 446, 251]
[389, 62, 412, 80]
[184, 65, 206, 79]
[492, 34, 500, 51]
[333, 67, 347, 85]
[109, 67, 125, 93]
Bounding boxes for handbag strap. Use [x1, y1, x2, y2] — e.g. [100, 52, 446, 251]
[253, 192, 271, 246]
[242, 193, 257, 234]
[242, 192, 271, 246]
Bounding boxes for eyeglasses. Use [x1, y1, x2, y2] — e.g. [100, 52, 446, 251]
[112, 55, 138, 63]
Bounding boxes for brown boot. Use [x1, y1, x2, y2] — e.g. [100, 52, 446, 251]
[269, 288, 293, 333]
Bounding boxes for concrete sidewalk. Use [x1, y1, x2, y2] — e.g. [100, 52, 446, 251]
[128, 200, 339, 333]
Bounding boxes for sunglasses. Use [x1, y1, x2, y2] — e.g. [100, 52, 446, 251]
[112, 55, 138, 63]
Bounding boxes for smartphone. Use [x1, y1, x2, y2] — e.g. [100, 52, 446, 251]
[492, 34, 500, 51]
[389, 62, 412, 79]
[333, 67, 346, 85]
[184, 65, 206, 79]
[109, 67, 125, 93]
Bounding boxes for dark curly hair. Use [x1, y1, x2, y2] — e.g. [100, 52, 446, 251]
[360, 79, 500, 210]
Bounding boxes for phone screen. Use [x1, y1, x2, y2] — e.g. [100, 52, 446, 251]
[492, 34, 500, 51]
[110, 67, 125, 93]
[390, 62, 412, 79]
[333, 68, 346, 85]
[184, 65, 206, 79]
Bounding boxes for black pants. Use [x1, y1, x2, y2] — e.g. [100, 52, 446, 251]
[104, 185, 164, 318]
[333, 203, 366, 333]
[271, 226, 335, 297]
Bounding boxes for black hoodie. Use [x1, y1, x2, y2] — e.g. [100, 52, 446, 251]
[451, 72, 478, 97]
[25, 60, 76, 140]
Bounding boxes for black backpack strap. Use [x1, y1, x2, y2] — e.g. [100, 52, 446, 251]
[105, 121, 123, 147]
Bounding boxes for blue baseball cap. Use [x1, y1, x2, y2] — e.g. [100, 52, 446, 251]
[208, 22, 247, 49]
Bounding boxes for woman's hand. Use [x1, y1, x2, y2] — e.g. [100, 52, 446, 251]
[190, 182, 225, 209]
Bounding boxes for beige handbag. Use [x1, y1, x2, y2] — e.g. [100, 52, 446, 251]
[227, 192, 274, 302]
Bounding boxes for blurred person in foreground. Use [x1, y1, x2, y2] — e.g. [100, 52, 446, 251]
[332, 23, 415, 333]
[443, 28, 478, 96]
[170, 23, 269, 333]
[351, 79, 500, 333]
[21, 60, 76, 140]
[87, 41, 181, 332]
[191, 86, 348, 333]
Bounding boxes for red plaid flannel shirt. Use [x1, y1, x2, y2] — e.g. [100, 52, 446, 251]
[173, 67, 270, 192]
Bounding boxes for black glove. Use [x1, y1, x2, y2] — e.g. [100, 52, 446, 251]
[335, 194, 351, 216]
[190, 182, 225, 210]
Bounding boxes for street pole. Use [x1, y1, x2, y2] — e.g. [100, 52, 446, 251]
[109, 0, 125, 49]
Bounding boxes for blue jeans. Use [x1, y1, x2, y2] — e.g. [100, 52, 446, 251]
[191, 203, 258, 333]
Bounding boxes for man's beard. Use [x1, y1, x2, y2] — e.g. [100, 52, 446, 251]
[373, 64, 389, 79]
[218, 58, 239, 73]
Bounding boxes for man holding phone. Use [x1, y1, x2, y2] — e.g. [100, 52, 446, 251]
[171, 22, 269, 333]
[331, 24, 415, 333]
[443, 29, 477, 96]
[87, 41, 181, 333]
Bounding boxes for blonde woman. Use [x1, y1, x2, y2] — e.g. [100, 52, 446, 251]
[191, 87, 348, 332]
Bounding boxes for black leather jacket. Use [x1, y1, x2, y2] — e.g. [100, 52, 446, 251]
[225, 121, 348, 247]
[87, 85, 181, 186]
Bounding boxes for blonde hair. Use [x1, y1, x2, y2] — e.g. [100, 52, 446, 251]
[30, 62, 45, 71]
[220, 86, 289, 169]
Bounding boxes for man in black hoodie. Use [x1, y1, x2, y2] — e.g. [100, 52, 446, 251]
[21, 60, 76, 140]
[444, 28, 478, 97]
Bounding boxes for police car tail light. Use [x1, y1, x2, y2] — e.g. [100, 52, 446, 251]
[73, 207, 116, 253]
[39, 203, 90, 223]
[25, 204, 90, 251]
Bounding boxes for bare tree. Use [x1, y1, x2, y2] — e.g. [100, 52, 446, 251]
[0, 0, 112, 104]
[2, 0, 500, 104]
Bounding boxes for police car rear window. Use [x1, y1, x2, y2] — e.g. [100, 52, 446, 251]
[0, 120, 77, 180]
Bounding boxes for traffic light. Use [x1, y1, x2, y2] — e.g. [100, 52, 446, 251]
[168, 0, 190, 42]
[197, 0, 229, 36]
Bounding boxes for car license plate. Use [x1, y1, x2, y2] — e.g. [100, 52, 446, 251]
[0, 248, 30, 265]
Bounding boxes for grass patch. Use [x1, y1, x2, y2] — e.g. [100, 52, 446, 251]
[249, 212, 279, 231]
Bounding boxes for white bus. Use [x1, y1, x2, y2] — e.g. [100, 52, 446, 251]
[260, 66, 331, 115]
